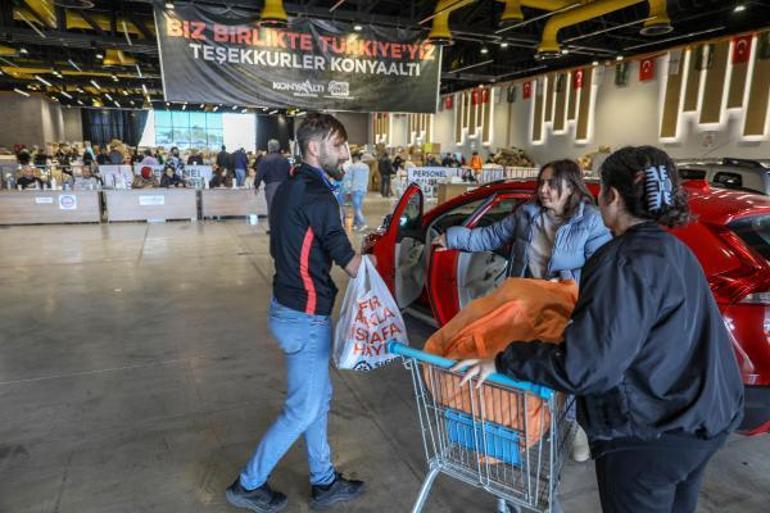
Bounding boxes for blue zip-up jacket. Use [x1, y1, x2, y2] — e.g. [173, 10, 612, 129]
[445, 200, 611, 283]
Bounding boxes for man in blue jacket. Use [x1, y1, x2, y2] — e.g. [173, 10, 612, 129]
[233, 147, 249, 187]
[226, 114, 367, 513]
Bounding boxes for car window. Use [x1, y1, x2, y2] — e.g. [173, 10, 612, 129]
[729, 215, 770, 261]
[474, 198, 525, 228]
[713, 172, 743, 189]
[432, 198, 486, 233]
[679, 168, 707, 180]
[398, 190, 421, 233]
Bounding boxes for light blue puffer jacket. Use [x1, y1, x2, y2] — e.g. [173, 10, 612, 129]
[445, 201, 612, 283]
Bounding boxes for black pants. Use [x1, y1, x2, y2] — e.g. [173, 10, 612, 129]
[380, 174, 391, 197]
[595, 437, 725, 513]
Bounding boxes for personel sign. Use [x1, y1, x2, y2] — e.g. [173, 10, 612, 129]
[155, 4, 442, 112]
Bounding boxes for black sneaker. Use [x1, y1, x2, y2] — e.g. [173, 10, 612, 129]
[310, 472, 365, 510]
[225, 478, 287, 513]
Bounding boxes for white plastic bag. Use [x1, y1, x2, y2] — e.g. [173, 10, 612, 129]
[334, 255, 409, 371]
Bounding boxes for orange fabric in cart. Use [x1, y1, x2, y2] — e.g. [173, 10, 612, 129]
[424, 278, 578, 446]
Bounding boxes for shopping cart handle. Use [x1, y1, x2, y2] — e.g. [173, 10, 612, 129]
[388, 342, 554, 401]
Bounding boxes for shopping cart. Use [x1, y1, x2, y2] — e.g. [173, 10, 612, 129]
[389, 342, 573, 513]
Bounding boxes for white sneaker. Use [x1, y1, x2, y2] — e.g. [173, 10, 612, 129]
[571, 425, 591, 463]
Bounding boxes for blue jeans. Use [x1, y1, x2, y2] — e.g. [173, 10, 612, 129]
[240, 299, 336, 488]
[235, 168, 246, 187]
[352, 190, 366, 228]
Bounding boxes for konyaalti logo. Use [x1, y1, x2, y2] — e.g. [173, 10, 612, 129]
[328, 81, 350, 97]
[271, 80, 324, 97]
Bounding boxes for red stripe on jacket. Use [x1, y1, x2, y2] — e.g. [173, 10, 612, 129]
[300, 227, 317, 314]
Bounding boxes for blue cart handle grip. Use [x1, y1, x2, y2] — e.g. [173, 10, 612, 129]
[388, 342, 554, 401]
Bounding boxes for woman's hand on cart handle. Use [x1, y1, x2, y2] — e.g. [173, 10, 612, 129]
[451, 358, 497, 389]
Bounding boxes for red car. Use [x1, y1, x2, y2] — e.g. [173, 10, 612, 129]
[365, 179, 770, 435]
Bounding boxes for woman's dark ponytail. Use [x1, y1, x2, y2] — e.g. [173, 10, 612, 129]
[599, 146, 691, 228]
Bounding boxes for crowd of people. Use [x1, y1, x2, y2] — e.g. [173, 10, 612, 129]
[5, 140, 295, 193]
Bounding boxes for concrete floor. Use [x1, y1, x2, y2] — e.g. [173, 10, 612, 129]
[0, 194, 768, 513]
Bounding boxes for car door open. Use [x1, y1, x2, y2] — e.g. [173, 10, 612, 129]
[371, 183, 425, 310]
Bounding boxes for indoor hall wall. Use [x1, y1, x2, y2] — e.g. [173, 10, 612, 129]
[428, 44, 770, 165]
[0, 93, 65, 148]
[333, 112, 369, 145]
[62, 107, 84, 141]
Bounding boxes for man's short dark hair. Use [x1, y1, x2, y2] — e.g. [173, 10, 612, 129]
[296, 113, 348, 157]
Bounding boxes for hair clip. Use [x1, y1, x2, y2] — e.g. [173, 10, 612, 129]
[644, 165, 673, 212]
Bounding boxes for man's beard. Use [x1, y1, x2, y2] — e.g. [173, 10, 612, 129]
[319, 146, 345, 181]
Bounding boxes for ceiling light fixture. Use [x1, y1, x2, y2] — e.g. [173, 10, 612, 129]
[592, 60, 599, 66]
[114, 101, 121, 108]
[76, 87, 85, 93]
[14, 88, 30, 97]
[354, 24, 363, 32]
[95, 52, 104, 59]
[480, 46, 489, 55]
[90, 79, 101, 89]
[35, 75, 52, 87]
[141, 84, 148, 95]
[734, 4, 746, 13]
[19, 48, 28, 54]
[135, 64, 143, 78]
[232, 105, 238, 110]
[121, 89, 128, 96]
[212, 105, 219, 112]
[68, 58, 82, 72]
[105, 93, 114, 101]
[165, 2, 175, 10]
[561, 48, 569, 55]
[616, 55, 623, 61]
[241, 108, 248, 113]
[77, 100, 84, 106]
[200, 104, 205, 108]
[268, 109, 278, 115]
[60, 91, 73, 99]
[111, 74, 119, 82]
[182, 104, 187, 110]
[500, 42, 509, 48]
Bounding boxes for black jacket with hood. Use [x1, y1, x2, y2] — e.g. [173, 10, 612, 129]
[496, 222, 744, 449]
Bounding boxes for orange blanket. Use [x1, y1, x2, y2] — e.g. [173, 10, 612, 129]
[424, 279, 578, 446]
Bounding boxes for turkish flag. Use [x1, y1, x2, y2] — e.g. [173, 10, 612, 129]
[572, 69, 584, 89]
[471, 89, 480, 105]
[481, 88, 490, 103]
[522, 80, 532, 99]
[444, 95, 453, 109]
[639, 58, 655, 81]
[733, 35, 752, 64]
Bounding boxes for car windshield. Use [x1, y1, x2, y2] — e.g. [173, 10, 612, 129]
[729, 214, 770, 261]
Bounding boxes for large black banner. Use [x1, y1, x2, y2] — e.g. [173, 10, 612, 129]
[155, 4, 441, 113]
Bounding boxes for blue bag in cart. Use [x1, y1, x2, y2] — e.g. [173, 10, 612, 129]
[334, 255, 409, 371]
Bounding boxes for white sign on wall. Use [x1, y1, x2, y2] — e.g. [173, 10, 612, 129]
[35, 197, 54, 204]
[407, 167, 460, 199]
[139, 195, 166, 206]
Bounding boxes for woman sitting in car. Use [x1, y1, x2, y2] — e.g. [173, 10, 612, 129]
[433, 158, 612, 460]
